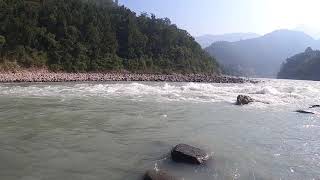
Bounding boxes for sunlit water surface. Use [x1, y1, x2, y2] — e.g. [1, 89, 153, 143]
[0, 79, 320, 180]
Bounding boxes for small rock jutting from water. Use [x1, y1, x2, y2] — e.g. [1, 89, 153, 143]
[143, 170, 180, 180]
[171, 144, 210, 165]
[236, 95, 254, 105]
[295, 110, 315, 114]
[310, 105, 320, 108]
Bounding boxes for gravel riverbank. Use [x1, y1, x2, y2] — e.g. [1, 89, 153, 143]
[0, 71, 256, 83]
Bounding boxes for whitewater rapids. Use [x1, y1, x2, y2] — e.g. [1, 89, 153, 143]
[0, 79, 319, 108]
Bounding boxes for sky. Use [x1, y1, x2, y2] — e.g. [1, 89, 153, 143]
[119, 0, 320, 37]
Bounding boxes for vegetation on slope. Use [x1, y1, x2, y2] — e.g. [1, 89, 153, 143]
[0, 0, 219, 73]
[278, 47, 320, 81]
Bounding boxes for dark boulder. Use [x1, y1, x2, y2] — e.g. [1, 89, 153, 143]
[296, 110, 315, 114]
[236, 95, 254, 105]
[143, 170, 179, 180]
[171, 144, 210, 165]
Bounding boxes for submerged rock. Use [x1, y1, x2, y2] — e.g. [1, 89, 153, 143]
[143, 170, 179, 180]
[236, 95, 254, 105]
[296, 110, 315, 114]
[171, 144, 210, 165]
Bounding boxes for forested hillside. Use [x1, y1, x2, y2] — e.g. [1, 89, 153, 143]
[278, 47, 320, 81]
[0, 0, 219, 73]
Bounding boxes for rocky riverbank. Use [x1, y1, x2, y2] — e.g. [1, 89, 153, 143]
[0, 70, 256, 83]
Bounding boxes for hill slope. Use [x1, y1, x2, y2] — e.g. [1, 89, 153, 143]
[205, 30, 319, 77]
[0, 0, 219, 74]
[195, 33, 260, 48]
[278, 47, 320, 81]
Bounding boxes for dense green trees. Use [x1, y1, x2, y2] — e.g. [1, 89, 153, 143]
[278, 47, 320, 81]
[0, 0, 219, 73]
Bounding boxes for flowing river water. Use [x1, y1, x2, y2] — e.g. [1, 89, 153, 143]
[0, 79, 320, 180]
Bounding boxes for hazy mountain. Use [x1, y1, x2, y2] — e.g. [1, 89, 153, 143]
[278, 47, 320, 81]
[294, 25, 320, 39]
[205, 30, 320, 77]
[195, 33, 260, 48]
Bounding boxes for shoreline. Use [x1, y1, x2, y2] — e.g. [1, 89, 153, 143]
[0, 71, 256, 83]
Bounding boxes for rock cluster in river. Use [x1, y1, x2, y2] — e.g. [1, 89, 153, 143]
[143, 144, 211, 180]
[0, 70, 256, 83]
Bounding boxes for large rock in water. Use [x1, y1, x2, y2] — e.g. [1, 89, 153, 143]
[236, 95, 254, 105]
[171, 144, 210, 165]
[143, 170, 179, 180]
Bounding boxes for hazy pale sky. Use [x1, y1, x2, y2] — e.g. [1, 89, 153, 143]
[120, 0, 320, 36]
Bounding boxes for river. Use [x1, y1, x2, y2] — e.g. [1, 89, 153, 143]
[0, 79, 320, 180]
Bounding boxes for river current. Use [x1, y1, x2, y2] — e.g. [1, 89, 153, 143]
[0, 79, 320, 180]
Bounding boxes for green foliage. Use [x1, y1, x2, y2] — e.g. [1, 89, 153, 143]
[0, 60, 20, 72]
[278, 47, 320, 81]
[0, 35, 5, 48]
[0, 0, 219, 73]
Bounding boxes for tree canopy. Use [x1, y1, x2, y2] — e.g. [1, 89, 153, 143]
[0, 0, 219, 73]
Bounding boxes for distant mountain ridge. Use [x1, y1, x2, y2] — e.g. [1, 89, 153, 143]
[294, 25, 320, 39]
[205, 30, 320, 77]
[278, 47, 320, 81]
[195, 33, 260, 48]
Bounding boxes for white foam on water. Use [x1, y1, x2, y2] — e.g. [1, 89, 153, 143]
[0, 79, 320, 108]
